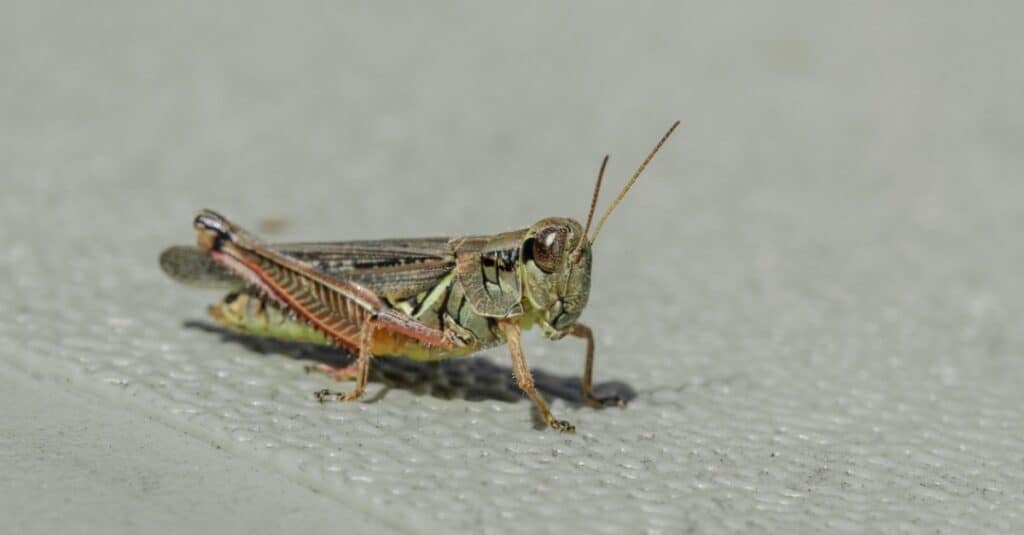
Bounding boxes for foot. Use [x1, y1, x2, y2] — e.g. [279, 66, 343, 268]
[313, 388, 364, 402]
[548, 418, 576, 433]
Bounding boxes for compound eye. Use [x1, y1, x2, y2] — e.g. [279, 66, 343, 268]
[531, 226, 565, 273]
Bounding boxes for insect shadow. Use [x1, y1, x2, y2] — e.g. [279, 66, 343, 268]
[183, 321, 635, 418]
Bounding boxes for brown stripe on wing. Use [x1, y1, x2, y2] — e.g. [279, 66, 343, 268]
[276, 238, 452, 271]
[275, 238, 456, 300]
[336, 260, 454, 301]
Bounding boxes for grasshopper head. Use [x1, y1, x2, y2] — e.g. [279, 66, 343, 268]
[521, 121, 680, 335]
[521, 217, 593, 333]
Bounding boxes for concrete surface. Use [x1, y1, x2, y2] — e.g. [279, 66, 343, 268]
[3, 2, 1023, 533]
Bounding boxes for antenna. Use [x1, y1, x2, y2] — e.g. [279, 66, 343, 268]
[589, 120, 680, 243]
[581, 154, 609, 239]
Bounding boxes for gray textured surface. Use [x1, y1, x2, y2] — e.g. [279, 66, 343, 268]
[3, 2, 1023, 533]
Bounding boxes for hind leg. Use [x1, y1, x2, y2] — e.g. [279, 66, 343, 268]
[312, 317, 376, 402]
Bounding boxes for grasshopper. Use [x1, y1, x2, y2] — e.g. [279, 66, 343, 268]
[160, 121, 679, 432]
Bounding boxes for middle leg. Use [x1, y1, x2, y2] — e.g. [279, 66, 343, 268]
[570, 323, 627, 408]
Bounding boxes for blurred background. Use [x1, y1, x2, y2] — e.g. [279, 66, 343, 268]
[3, 2, 1023, 533]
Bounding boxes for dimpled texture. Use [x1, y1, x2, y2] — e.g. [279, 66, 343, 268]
[3, 2, 1024, 533]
